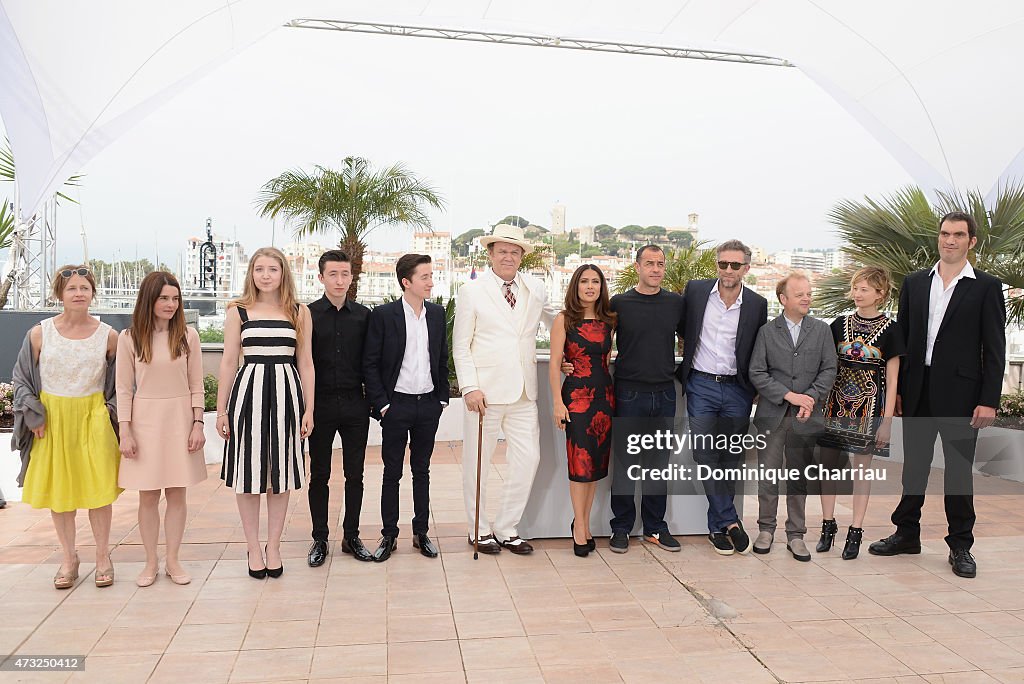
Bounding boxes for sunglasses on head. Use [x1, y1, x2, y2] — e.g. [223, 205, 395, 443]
[717, 261, 747, 271]
[60, 268, 91, 278]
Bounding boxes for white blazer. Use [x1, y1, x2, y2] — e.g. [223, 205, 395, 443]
[452, 271, 556, 405]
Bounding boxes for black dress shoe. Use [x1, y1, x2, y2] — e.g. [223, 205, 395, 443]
[571, 519, 595, 552]
[412, 534, 439, 558]
[816, 519, 838, 552]
[247, 549, 267, 579]
[307, 540, 328, 567]
[868, 533, 922, 556]
[373, 536, 398, 562]
[341, 536, 375, 562]
[949, 548, 977, 578]
[265, 544, 283, 578]
[842, 527, 863, 560]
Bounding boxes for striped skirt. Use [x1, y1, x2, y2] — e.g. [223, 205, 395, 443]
[221, 362, 306, 494]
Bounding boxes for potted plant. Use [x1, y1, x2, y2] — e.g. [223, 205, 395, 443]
[202, 374, 222, 464]
[999, 391, 1024, 431]
[0, 382, 18, 504]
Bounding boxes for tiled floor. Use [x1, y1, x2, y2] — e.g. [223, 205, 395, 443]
[1, 442, 1024, 683]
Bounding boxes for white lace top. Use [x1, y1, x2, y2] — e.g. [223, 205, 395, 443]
[39, 317, 111, 397]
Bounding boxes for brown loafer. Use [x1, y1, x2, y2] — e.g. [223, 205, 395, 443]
[468, 534, 501, 554]
[500, 536, 533, 555]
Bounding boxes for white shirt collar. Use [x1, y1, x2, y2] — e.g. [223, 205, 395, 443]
[401, 296, 425, 320]
[783, 314, 803, 329]
[928, 261, 976, 280]
[489, 269, 520, 287]
[710, 279, 744, 305]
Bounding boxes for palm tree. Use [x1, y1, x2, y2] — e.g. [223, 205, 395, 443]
[816, 185, 1024, 325]
[256, 157, 446, 300]
[613, 241, 718, 294]
[0, 139, 81, 309]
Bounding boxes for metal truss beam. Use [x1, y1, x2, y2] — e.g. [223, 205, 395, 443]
[287, 19, 793, 68]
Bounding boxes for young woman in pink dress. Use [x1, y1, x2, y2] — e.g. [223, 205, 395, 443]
[116, 272, 207, 587]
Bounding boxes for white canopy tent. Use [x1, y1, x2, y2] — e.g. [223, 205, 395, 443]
[2, 0, 1022, 220]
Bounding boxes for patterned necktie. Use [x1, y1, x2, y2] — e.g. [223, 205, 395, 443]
[503, 281, 516, 308]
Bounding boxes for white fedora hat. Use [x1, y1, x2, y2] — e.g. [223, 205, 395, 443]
[478, 224, 535, 255]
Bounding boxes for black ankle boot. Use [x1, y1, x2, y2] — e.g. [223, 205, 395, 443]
[842, 527, 863, 560]
[816, 519, 838, 552]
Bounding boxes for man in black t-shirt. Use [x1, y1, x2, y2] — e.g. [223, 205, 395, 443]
[607, 245, 686, 554]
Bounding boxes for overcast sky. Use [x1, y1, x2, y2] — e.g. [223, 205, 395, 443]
[7, 25, 913, 265]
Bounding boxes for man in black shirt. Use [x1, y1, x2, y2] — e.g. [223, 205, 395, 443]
[306, 250, 373, 565]
[608, 245, 686, 553]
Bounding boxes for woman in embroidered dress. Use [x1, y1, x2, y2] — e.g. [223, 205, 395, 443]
[549, 265, 616, 557]
[217, 248, 314, 578]
[15, 266, 121, 588]
[816, 266, 905, 559]
[116, 271, 206, 587]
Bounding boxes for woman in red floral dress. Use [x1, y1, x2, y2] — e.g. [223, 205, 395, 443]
[549, 265, 616, 557]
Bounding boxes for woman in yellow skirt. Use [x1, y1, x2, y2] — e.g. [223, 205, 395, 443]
[15, 266, 122, 588]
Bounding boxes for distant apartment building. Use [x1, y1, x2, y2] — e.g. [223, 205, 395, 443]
[183, 234, 248, 296]
[282, 241, 330, 301]
[411, 231, 452, 298]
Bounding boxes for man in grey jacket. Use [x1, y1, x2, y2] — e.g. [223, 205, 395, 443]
[748, 272, 837, 561]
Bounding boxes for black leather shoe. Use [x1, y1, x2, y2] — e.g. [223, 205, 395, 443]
[265, 544, 283, 578]
[247, 549, 266, 579]
[571, 519, 595, 552]
[868, 533, 922, 556]
[373, 536, 398, 562]
[413, 534, 439, 558]
[949, 548, 977, 578]
[842, 527, 863, 560]
[341, 536, 375, 562]
[816, 519, 838, 552]
[307, 540, 328, 567]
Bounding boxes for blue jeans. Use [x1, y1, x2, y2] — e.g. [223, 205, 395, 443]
[610, 387, 676, 536]
[685, 374, 754, 534]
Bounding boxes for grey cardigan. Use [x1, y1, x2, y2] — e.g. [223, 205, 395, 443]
[11, 328, 117, 486]
[749, 314, 838, 432]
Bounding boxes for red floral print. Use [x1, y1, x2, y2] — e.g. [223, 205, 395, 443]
[587, 411, 612, 445]
[568, 442, 594, 480]
[577, 321, 607, 344]
[605, 385, 616, 410]
[565, 341, 592, 378]
[568, 387, 595, 414]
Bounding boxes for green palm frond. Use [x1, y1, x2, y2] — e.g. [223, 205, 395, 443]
[0, 201, 14, 250]
[255, 157, 446, 300]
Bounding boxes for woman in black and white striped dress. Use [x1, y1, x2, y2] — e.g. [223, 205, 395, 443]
[216, 247, 315, 579]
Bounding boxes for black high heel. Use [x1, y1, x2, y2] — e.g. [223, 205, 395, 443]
[816, 519, 838, 552]
[842, 527, 863, 560]
[247, 548, 267, 579]
[571, 519, 596, 553]
[570, 521, 590, 557]
[265, 544, 283, 578]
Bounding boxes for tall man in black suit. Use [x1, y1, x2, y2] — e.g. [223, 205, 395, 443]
[307, 250, 374, 566]
[363, 254, 450, 561]
[869, 211, 1006, 578]
[676, 239, 768, 556]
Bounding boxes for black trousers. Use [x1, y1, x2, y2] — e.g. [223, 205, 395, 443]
[307, 390, 370, 541]
[380, 392, 443, 537]
[891, 371, 978, 550]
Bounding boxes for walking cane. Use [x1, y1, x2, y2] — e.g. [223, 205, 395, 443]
[473, 412, 484, 560]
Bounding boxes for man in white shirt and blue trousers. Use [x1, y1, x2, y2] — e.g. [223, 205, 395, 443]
[676, 240, 768, 557]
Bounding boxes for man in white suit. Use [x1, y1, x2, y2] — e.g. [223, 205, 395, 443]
[453, 224, 556, 554]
